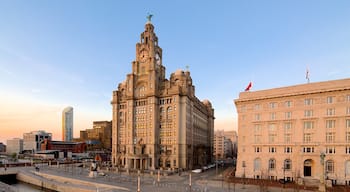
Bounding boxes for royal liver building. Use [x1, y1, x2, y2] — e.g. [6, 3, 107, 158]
[111, 18, 214, 171]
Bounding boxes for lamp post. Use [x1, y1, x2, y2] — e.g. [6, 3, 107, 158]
[242, 161, 246, 189]
[189, 172, 192, 192]
[319, 152, 326, 192]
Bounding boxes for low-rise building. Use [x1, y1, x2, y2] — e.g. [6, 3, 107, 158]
[6, 138, 23, 154]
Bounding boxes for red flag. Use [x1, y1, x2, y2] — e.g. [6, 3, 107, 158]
[245, 82, 252, 91]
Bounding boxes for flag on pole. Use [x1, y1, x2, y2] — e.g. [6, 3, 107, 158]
[306, 68, 310, 83]
[245, 82, 252, 91]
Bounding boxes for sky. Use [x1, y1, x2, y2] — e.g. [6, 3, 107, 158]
[1, 1, 350, 143]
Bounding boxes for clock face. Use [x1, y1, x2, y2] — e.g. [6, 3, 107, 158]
[155, 53, 161, 65]
[140, 50, 148, 62]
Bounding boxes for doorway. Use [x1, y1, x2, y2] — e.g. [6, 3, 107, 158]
[304, 159, 312, 177]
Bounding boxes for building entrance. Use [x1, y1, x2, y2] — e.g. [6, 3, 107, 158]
[304, 159, 312, 177]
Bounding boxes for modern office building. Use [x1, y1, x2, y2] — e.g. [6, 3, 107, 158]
[23, 130, 52, 152]
[111, 17, 214, 170]
[6, 138, 23, 154]
[234, 78, 350, 185]
[62, 106, 73, 141]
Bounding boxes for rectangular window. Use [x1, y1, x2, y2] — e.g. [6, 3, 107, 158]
[326, 120, 336, 128]
[304, 121, 314, 129]
[326, 108, 335, 116]
[346, 147, 350, 154]
[284, 134, 291, 143]
[254, 124, 262, 133]
[269, 134, 276, 143]
[303, 147, 314, 153]
[255, 114, 261, 121]
[268, 124, 276, 132]
[326, 132, 335, 143]
[254, 104, 261, 110]
[269, 102, 276, 109]
[346, 132, 350, 143]
[254, 135, 261, 144]
[284, 122, 292, 132]
[255, 147, 262, 153]
[284, 147, 292, 153]
[304, 110, 313, 117]
[304, 98, 313, 105]
[285, 101, 292, 108]
[269, 147, 276, 153]
[270, 112, 276, 120]
[347, 95, 350, 102]
[304, 133, 312, 143]
[285, 112, 292, 119]
[326, 147, 336, 154]
[347, 107, 350, 115]
[327, 96, 334, 104]
[347, 120, 350, 128]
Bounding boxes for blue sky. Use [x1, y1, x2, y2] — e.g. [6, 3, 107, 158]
[1, 1, 350, 142]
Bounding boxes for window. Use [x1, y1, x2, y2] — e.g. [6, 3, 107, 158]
[346, 161, 350, 176]
[304, 110, 313, 117]
[284, 159, 292, 170]
[284, 134, 291, 143]
[254, 135, 261, 143]
[304, 121, 314, 129]
[327, 96, 334, 104]
[254, 158, 261, 171]
[284, 147, 292, 153]
[269, 133, 276, 143]
[269, 102, 276, 109]
[347, 120, 350, 128]
[303, 147, 314, 153]
[270, 112, 276, 120]
[285, 101, 292, 108]
[346, 147, 350, 154]
[347, 107, 350, 115]
[269, 159, 276, 170]
[254, 104, 261, 110]
[269, 147, 276, 153]
[346, 132, 350, 143]
[326, 108, 335, 116]
[347, 95, 350, 102]
[241, 105, 246, 112]
[268, 124, 276, 132]
[255, 114, 261, 121]
[285, 112, 292, 119]
[326, 120, 336, 128]
[284, 122, 292, 132]
[255, 147, 262, 153]
[304, 98, 313, 105]
[304, 133, 312, 143]
[326, 147, 336, 154]
[254, 124, 262, 133]
[326, 160, 334, 173]
[326, 132, 335, 143]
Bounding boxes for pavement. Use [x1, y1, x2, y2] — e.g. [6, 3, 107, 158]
[3, 165, 317, 192]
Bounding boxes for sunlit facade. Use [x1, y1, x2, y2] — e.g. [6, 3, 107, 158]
[235, 78, 350, 185]
[62, 106, 73, 141]
[111, 19, 214, 170]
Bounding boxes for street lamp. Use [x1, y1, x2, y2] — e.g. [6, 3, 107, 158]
[242, 161, 246, 189]
[319, 152, 326, 192]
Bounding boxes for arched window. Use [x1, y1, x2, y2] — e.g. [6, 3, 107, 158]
[254, 158, 261, 171]
[326, 160, 334, 173]
[269, 159, 276, 170]
[284, 159, 292, 170]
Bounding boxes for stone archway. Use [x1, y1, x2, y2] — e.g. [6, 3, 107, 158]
[304, 159, 313, 177]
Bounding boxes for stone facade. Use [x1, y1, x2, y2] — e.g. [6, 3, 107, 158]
[80, 121, 112, 150]
[111, 19, 214, 170]
[234, 78, 350, 185]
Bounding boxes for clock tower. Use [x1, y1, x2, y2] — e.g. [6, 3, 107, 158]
[131, 17, 165, 96]
[111, 16, 214, 171]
